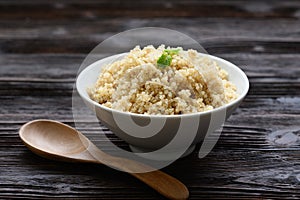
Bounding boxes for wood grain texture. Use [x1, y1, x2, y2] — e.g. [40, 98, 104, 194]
[0, 0, 300, 199]
[0, 0, 299, 19]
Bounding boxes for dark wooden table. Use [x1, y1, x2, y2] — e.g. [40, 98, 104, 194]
[1, 0, 299, 199]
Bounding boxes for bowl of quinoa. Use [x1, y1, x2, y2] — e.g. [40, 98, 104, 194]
[88, 45, 237, 115]
[76, 45, 249, 154]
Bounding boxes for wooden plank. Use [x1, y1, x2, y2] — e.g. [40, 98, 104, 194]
[1, 53, 300, 79]
[0, 81, 299, 100]
[0, 18, 299, 42]
[0, 18, 299, 55]
[0, 94, 299, 143]
[0, 146, 299, 199]
[0, 0, 299, 19]
[0, 38, 300, 54]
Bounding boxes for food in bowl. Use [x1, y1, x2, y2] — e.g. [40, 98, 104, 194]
[88, 45, 238, 115]
[76, 44, 249, 155]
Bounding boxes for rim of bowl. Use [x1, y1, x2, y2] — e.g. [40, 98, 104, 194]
[76, 52, 249, 118]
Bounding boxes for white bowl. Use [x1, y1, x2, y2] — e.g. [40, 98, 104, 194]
[76, 53, 249, 157]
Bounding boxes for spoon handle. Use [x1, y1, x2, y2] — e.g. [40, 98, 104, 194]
[87, 143, 189, 200]
[131, 169, 189, 200]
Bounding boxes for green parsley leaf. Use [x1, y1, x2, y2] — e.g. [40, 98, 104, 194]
[157, 48, 180, 68]
[157, 53, 172, 68]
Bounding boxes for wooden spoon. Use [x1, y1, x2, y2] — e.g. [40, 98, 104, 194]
[19, 119, 189, 200]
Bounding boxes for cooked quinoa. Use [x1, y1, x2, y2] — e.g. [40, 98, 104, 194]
[88, 45, 237, 115]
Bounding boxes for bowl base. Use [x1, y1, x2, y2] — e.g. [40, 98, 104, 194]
[129, 145, 195, 161]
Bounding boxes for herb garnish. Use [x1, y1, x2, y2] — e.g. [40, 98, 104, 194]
[157, 48, 180, 68]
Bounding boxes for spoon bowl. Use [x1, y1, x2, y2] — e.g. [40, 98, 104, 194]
[19, 119, 189, 200]
[19, 120, 96, 163]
